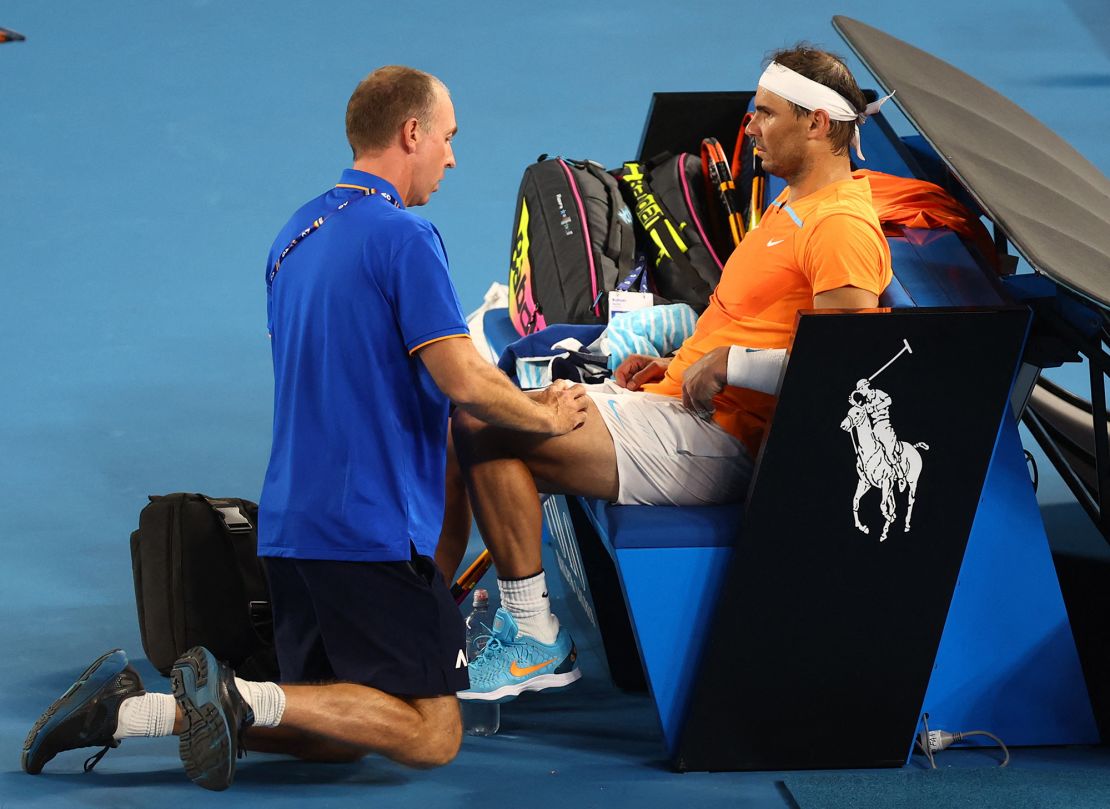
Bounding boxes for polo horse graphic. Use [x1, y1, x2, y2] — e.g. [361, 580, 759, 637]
[839, 339, 929, 542]
[840, 404, 929, 541]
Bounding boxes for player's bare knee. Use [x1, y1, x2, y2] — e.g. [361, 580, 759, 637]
[451, 410, 503, 462]
[450, 409, 482, 448]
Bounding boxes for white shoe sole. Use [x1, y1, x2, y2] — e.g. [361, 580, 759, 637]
[459, 668, 582, 703]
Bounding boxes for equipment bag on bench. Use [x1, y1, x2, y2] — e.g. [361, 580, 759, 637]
[616, 153, 725, 313]
[130, 493, 278, 681]
[508, 155, 637, 335]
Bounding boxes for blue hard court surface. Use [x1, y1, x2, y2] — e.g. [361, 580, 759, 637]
[3, 2, 1110, 807]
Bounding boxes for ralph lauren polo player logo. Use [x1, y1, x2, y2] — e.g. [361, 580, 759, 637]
[839, 339, 930, 543]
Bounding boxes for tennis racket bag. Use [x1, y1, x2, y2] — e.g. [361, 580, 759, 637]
[616, 153, 726, 313]
[508, 156, 637, 336]
[130, 493, 278, 680]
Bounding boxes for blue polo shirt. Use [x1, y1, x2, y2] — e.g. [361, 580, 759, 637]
[258, 169, 468, 562]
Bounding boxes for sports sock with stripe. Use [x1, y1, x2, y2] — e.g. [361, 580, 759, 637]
[499, 570, 561, 645]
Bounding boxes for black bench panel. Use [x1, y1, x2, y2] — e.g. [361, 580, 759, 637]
[676, 307, 1031, 771]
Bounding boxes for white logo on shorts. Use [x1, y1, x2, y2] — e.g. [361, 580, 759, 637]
[456, 649, 468, 669]
[606, 399, 623, 426]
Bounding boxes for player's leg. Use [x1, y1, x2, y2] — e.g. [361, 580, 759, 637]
[435, 428, 472, 582]
[454, 385, 751, 702]
[452, 394, 618, 703]
[451, 394, 618, 579]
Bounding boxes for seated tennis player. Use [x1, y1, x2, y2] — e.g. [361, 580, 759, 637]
[453, 44, 895, 702]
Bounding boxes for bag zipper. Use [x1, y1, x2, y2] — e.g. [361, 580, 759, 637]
[557, 159, 602, 316]
[167, 497, 185, 655]
[678, 153, 723, 271]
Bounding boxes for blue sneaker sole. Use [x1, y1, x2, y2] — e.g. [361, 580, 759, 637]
[21, 649, 128, 774]
[171, 647, 234, 791]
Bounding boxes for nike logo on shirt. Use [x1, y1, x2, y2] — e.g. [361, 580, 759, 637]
[766, 239, 785, 247]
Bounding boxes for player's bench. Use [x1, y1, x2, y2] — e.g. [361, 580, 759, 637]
[482, 99, 1097, 769]
[490, 230, 1092, 770]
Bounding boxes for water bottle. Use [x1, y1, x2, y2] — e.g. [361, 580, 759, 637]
[462, 588, 500, 736]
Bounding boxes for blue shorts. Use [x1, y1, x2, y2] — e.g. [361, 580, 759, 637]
[264, 551, 469, 697]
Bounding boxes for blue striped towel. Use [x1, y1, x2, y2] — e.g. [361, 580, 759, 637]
[605, 304, 699, 370]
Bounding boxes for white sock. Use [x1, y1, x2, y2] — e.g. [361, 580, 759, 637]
[113, 692, 176, 740]
[234, 678, 286, 728]
[499, 571, 561, 645]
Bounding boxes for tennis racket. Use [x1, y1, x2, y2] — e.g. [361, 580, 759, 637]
[450, 549, 493, 605]
[748, 147, 767, 232]
[701, 137, 745, 247]
[729, 112, 767, 231]
[730, 112, 753, 181]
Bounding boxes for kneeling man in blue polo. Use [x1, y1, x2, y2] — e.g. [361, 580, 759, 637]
[21, 65, 588, 791]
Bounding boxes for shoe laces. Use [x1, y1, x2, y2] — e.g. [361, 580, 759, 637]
[472, 623, 503, 659]
[83, 745, 111, 772]
[81, 731, 122, 773]
[225, 666, 254, 761]
[236, 716, 252, 761]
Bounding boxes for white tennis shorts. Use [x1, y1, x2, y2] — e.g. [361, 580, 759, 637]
[585, 380, 753, 506]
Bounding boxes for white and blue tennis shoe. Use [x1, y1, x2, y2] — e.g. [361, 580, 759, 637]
[458, 608, 581, 702]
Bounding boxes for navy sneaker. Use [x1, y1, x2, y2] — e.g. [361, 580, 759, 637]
[22, 648, 145, 775]
[171, 646, 254, 791]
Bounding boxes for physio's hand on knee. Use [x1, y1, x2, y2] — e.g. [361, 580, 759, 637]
[538, 379, 588, 435]
[615, 354, 670, 391]
[681, 347, 729, 419]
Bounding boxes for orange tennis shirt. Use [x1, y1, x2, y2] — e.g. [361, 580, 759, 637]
[643, 176, 893, 454]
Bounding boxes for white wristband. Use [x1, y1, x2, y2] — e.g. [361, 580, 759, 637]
[726, 346, 787, 395]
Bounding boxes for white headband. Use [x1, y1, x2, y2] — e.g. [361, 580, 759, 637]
[757, 61, 894, 161]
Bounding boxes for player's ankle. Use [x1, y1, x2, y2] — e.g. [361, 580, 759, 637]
[512, 611, 561, 645]
[499, 571, 561, 644]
